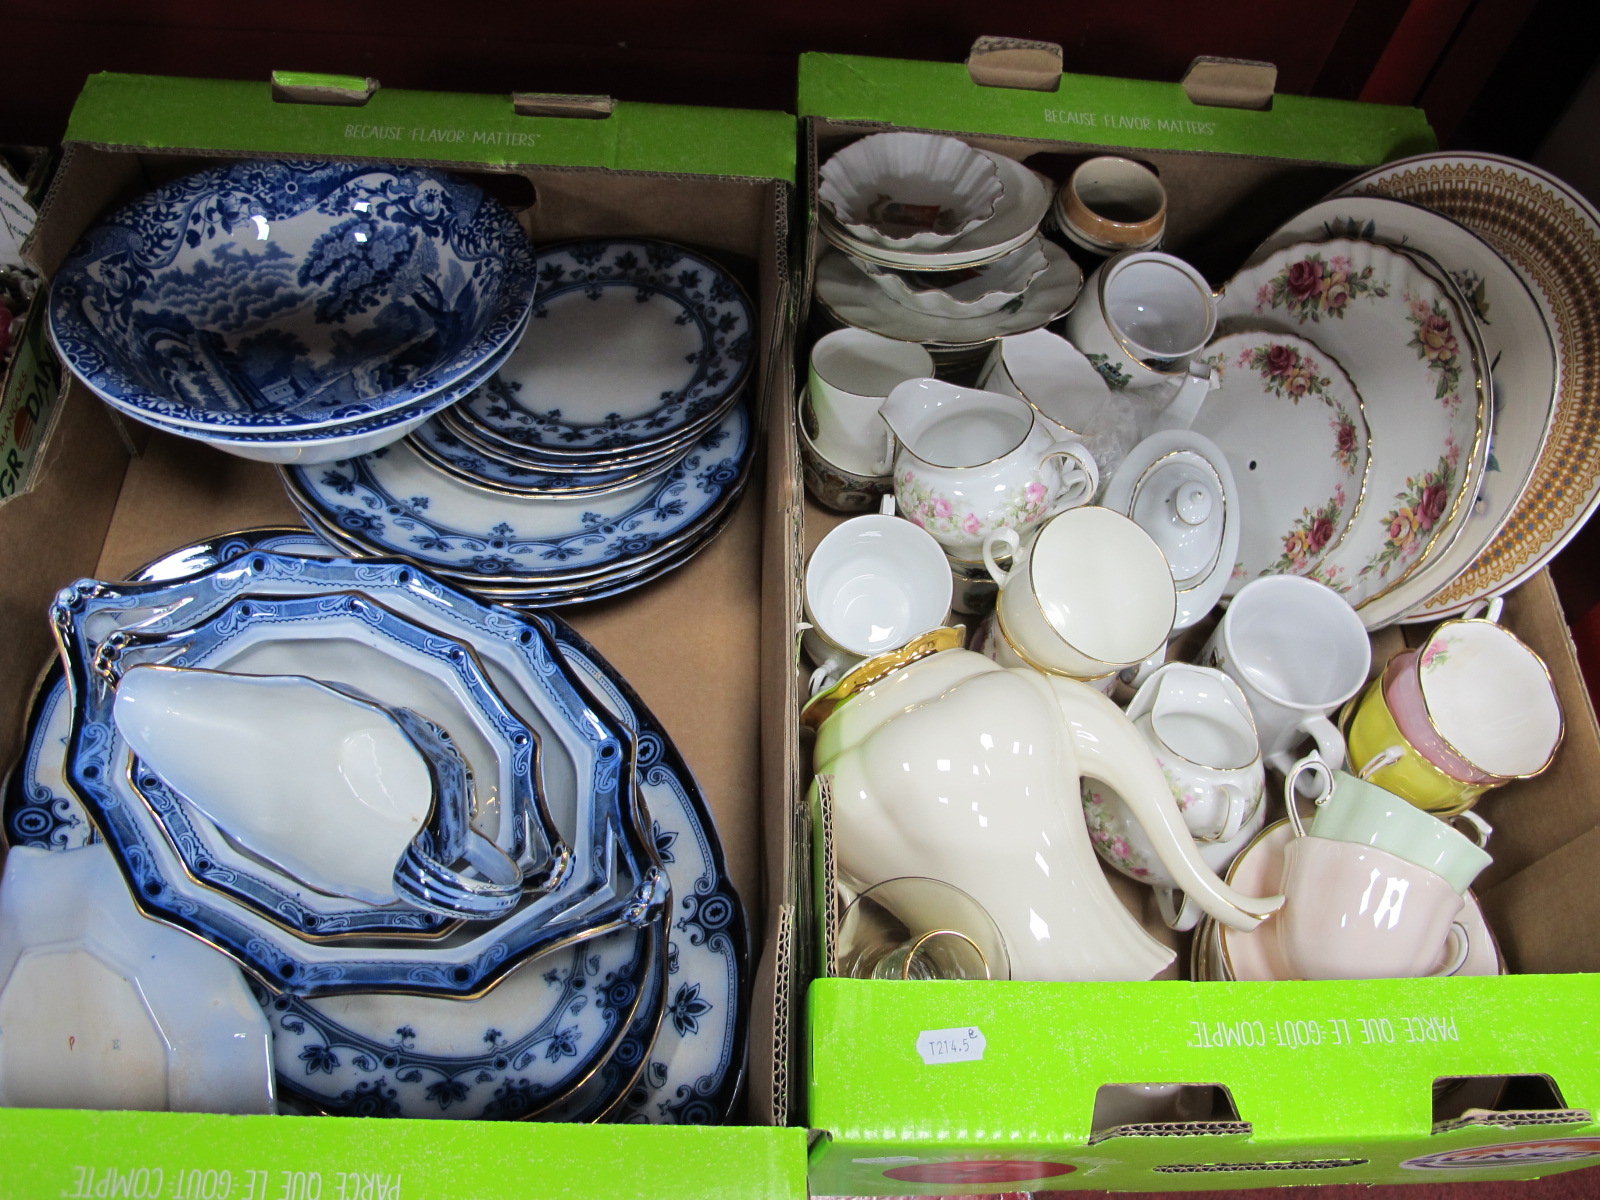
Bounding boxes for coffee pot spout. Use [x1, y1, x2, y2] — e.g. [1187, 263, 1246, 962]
[1044, 675, 1284, 930]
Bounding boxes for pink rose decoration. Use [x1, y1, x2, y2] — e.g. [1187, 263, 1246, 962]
[1309, 516, 1335, 552]
[1265, 343, 1298, 376]
[1336, 420, 1357, 455]
[1286, 258, 1324, 300]
[962, 513, 982, 535]
[1419, 481, 1448, 531]
[934, 497, 953, 519]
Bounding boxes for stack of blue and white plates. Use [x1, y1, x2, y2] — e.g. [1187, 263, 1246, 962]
[2, 532, 748, 1123]
[281, 237, 760, 606]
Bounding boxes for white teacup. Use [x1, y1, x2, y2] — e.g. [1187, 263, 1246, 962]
[802, 496, 952, 694]
[980, 507, 1175, 682]
[808, 329, 934, 476]
[1063, 250, 1216, 391]
[1200, 575, 1370, 774]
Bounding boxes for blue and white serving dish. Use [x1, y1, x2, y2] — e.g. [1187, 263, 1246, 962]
[51, 557, 667, 998]
[49, 160, 536, 433]
[5, 530, 747, 1123]
[451, 238, 755, 459]
[283, 399, 753, 588]
[98, 598, 566, 938]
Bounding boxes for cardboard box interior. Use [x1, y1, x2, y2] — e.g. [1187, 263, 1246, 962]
[0, 135, 803, 1142]
[796, 100, 1600, 1192]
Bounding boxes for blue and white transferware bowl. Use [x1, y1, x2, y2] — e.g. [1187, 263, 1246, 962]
[49, 159, 536, 433]
[112, 325, 519, 465]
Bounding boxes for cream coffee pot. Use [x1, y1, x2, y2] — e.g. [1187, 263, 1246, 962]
[810, 647, 1284, 981]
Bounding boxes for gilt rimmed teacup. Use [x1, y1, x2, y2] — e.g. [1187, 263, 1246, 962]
[808, 328, 935, 477]
[980, 506, 1175, 681]
[1283, 751, 1492, 895]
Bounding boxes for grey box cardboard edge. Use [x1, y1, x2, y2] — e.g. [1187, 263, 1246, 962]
[2, 125, 803, 1135]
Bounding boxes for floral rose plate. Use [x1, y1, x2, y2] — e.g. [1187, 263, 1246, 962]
[1215, 239, 1488, 620]
[1193, 331, 1370, 594]
[1247, 195, 1557, 625]
[1331, 153, 1600, 617]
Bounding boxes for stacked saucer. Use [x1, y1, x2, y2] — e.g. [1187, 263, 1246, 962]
[3, 532, 747, 1123]
[281, 237, 760, 606]
[813, 131, 1076, 366]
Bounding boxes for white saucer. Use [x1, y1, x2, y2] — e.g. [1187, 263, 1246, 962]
[814, 240, 1081, 348]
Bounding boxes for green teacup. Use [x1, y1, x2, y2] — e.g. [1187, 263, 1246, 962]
[1284, 752, 1492, 894]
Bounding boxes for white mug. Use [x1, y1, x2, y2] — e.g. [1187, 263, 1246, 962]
[808, 329, 934, 476]
[802, 495, 952, 694]
[1200, 575, 1370, 774]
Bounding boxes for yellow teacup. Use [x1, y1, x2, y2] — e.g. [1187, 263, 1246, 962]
[1343, 675, 1489, 816]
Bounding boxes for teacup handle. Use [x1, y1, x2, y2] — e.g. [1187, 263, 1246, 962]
[1425, 921, 1472, 978]
[1450, 809, 1494, 848]
[1203, 781, 1259, 844]
[1041, 440, 1100, 513]
[1267, 715, 1346, 780]
[1157, 886, 1202, 933]
[983, 527, 1023, 586]
[1460, 596, 1505, 624]
[1283, 751, 1335, 838]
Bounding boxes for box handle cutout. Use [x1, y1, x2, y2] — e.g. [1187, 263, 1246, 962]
[965, 37, 1063, 93]
[512, 93, 616, 120]
[1090, 1083, 1243, 1141]
[1433, 1074, 1591, 1131]
[270, 71, 379, 107]
[1180, 57, 1276, 111]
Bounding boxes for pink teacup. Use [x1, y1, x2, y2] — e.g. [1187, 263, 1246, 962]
[1276, 834, 1470, 981]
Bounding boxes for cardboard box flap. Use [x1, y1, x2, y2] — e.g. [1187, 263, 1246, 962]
[0, 1109, 811, 1200]
[797, 52, 1435, 166]
[61, 74, 797, 183]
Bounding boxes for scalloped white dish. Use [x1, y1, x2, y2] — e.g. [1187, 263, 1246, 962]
[819, 131, 1003, 251]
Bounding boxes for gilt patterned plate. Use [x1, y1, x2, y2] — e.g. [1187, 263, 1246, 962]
[451, 239, 755, 459]
[1332, 153, 1600, 614]
[1194, 331, 1370, 593]
[1216, 239, 1488, 617]
[1248, 195, 1557, 625]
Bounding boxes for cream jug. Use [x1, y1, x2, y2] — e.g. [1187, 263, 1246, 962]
[810, 647, 1283, 982]
[882, 378, 1098, 557]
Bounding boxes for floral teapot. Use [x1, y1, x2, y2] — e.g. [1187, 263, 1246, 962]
[808, 645, 1284, 981]
[881, 378, 1098, 557]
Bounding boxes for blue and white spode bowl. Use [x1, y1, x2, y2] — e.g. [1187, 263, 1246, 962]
[49, 159, 537, 434]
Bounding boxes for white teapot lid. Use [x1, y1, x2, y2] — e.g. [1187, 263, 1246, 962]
[1103, 430, 1240, 630]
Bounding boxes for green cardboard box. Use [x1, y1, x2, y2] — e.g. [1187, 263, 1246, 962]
[0, 72, 808, 1200]
[796, 48, 1600, 1194]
